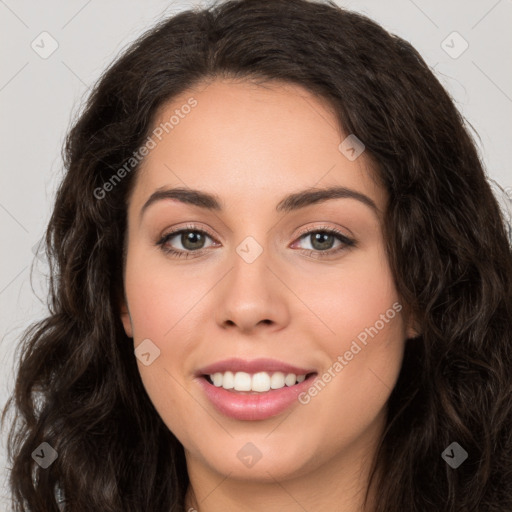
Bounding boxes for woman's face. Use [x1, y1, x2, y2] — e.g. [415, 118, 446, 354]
[121, 79, 416, 489]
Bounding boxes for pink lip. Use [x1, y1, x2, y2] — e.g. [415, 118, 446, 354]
[196, 357, 316, 377]
[195, 358, 318, 421]
[196, 373, 317, 421]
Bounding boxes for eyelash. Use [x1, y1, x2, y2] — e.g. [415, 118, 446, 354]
[156, 223, 356, 259]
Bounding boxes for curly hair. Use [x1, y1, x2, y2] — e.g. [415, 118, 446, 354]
[2, 0, 512, 510]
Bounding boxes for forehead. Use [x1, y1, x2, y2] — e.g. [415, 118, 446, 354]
[128, 78, 385, 216]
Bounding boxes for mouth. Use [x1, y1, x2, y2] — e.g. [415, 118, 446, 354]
[195, 359, 318, 421]
[201, 370, 317, 393]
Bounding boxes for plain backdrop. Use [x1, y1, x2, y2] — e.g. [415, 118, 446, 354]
[1, 0, 511, 508]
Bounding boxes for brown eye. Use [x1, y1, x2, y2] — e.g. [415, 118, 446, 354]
[294, 228, 355, 257]
[157, 227, 217, 258]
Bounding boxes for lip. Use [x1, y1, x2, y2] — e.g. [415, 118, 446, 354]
[196, 357, 316, 377]
[196, 373, 317, 421]
[195, 358, 318, 421]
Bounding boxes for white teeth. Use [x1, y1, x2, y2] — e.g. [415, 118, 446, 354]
[212, 372, 223, 387]
[209, 370, 308, 392]
[270, 372, 285, 389]
[233, 372, 252, 391]
[284, 373, 296, 386]
[252, 372, 271, 392]
[222, 371, 234, 390]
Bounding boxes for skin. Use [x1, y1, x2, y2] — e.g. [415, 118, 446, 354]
[120, 78, 418, 512]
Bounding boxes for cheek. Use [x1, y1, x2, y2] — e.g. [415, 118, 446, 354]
[123, 246, 199, 339]
[123, 247, 209, 429]
[125, 266, 199, 441]
[300, 242, 402, 346]
[298, 245, 405, 429]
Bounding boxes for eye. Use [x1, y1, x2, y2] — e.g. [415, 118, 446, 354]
[156, 225, 217, 258]
[292, 226, 356, 258]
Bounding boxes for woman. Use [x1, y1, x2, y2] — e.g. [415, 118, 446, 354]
[3, 0, 511, 510]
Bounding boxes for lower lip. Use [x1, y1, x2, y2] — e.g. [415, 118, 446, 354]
[196, 374, 317, 421]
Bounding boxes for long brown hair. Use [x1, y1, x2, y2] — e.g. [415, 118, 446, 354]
[3, 0, 512, 510]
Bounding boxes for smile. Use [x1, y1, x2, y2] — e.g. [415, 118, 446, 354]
[206, 371, 309, 392]
[195, 358, 318, 420]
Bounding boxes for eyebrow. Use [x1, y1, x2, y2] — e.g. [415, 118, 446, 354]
[139, 185, 379, 220]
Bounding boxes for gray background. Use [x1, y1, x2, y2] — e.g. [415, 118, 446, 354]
[1, 0, 511, 507]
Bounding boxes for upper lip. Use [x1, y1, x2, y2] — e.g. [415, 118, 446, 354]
[196, 358, 317, 377]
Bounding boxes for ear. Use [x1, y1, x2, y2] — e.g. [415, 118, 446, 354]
[406, 322, 421, 340]
[401, 303, 421, 339]
[405, 313, 421, 339]
[120, 297, 133, 338]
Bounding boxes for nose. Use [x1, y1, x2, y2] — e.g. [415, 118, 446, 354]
[214, 241, 290, 335]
